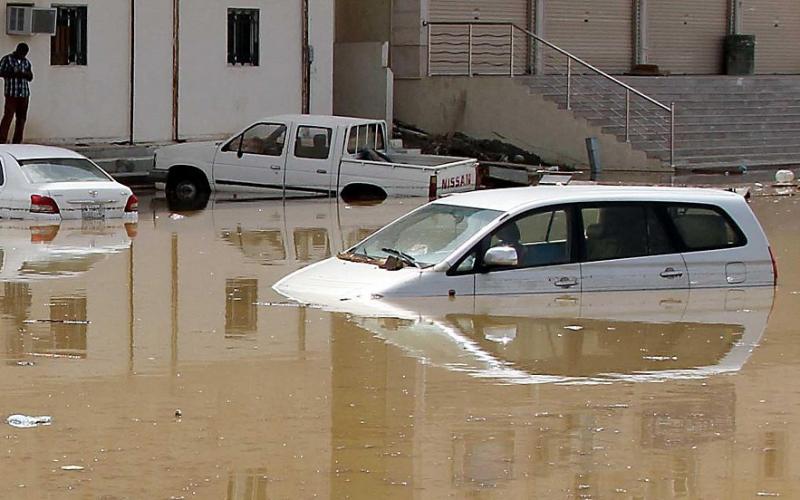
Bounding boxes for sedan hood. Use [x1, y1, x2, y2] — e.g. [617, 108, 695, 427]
[273, 257, 424, 307]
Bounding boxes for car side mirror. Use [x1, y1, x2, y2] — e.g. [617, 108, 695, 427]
[483, 246, 518, 267]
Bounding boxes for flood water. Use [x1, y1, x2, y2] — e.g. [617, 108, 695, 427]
[0, 191, 798, 499]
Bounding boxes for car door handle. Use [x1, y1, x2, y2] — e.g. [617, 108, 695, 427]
[554, 277, 578, 288]
[316, 169, 328, 174]
[270, 165, 282, 170]
[659, 267, 684, 279]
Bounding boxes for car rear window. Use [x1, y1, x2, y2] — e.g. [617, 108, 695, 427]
[666, 205, 746, 251]
[18, 158, 110, 183]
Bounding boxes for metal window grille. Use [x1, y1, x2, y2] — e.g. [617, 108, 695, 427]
[51, 6, 87, 66]
[227, 8, 259, 66]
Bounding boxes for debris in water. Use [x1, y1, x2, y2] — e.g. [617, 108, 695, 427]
[15, 361, 35, 366]
[6, 414, 52, 428]
[564, 325, 584, 331]
[642, 355, 678, 361]
[169, 213, 185, 220]
[23, 319, 90, 325]
[174, 409, 182, 419]
[60, 465, 84, 471]
[253, 301, 304, 308]
[756, 493, 781, 497]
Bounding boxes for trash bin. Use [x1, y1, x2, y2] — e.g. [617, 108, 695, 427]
[725, 34, 755, 75]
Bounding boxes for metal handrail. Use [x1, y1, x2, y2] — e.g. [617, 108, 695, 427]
[424, 21, 675, 167]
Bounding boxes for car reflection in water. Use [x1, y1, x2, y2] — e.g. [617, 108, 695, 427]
[0, 219, 136, 281]
[341, 287, 774, 384]
[0, 219, 136, 361]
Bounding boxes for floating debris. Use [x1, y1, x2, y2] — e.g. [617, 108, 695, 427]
[7, 414, 52, 428]
[22, 319, 90, 325]
[60, 465, 85, 471]
[563, 325, 584, 331]
[169, 213, 185, 220]
[15, 361, 35, 367]
[642, 355, 678, 361]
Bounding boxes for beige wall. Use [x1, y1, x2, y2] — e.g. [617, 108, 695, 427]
[0, 0, 334, 144]
[333, 42, 393, 124]
[335, 0, 392, 43]
[394, 76, 665, 171]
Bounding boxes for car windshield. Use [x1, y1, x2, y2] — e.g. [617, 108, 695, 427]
[18, 158, 110, 183]
[347, 203, 503, 268]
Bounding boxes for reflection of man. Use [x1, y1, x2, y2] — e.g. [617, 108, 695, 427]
[0, 43, 33, 144]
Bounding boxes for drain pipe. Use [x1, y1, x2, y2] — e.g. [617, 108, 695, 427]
[129, 0, 135, 144]
[172, 0, 180, 141]
[301, 0, 310, 113]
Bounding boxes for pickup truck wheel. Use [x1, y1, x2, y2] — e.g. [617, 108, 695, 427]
[340, 183, 387, 204]
[166, 170, 210, 210]
[172, 178, 200, 201]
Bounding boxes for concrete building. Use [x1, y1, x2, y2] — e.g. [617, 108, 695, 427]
[336, 1, 800, 171]
[0, 0, 333, 144]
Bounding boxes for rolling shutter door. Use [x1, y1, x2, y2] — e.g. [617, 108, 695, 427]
[741, 0, 800, 74]
[428, 0, 530, 75]
[543, 0, 634, 74]
[647, 1, 728, 74]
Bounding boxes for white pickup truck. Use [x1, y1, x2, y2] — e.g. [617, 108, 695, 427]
[150, 114, 478, 202]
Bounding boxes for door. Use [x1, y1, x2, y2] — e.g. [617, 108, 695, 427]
[284, 124, 336, 196]
[663, 203, 751, 288]
[579, 204, 689, 292]
[212, 122, 288, 192]
[742, 0, 800, 74]
[474, 206, 581, 295]
[646, 0, 728, 74]
[544, 0, 634, 74]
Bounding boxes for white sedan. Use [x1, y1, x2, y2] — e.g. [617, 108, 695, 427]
[274, 185, 776, 301]
[0, 145, 138, 220]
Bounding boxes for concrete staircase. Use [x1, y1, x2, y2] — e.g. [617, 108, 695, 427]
[526, 75, 800, 171]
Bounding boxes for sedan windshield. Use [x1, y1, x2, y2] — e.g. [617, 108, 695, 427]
[347, 203, 503, 268]
[18, 158, 110, 183]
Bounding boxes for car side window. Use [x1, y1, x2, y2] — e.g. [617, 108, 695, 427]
[666, 204, 746, 251]
[581, 204, 676, 261]
[294, 126, 332, 159]
[346, 123, 386, 154]
[221, 123, 287, 156]
[485, 208, 571, 269]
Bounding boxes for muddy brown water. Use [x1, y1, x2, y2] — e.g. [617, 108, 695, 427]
[0, 192, 798, 499]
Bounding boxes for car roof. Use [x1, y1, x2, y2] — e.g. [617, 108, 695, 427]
[257, 114, 384, 128]
[0, 144, 86, 161]
[435, 185, 743, 213]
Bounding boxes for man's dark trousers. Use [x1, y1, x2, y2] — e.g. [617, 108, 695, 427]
[0, 96, 29, 144]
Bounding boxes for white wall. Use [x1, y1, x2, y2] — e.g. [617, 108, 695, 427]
[178, 0, 302, 139]
[0, 0, 131, 143]
[0, 0, 335, 144]
[133, 1, 173, 143]
[310, 0, 334, 114]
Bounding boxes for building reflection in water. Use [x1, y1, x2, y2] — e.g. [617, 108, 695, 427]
[39, 296, 88, 358]
[226, 468, 268, 500]
[451, 430, 515, 489]
[293, 228, 330, 262]
[2, 282, 31, 359]
[221, 227, 286, 263]
[225, 278, 258, 338]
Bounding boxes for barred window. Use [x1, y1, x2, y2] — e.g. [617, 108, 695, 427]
[227, 8, 259, 66]
[51, 5, 87, 66]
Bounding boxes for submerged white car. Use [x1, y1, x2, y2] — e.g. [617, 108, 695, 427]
[274, 185, 777, 300]
[0, 145, 138, 220]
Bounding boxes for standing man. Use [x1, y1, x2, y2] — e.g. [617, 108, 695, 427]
[0, 43, 33, 144]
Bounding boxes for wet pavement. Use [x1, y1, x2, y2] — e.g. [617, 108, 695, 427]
[0, 190, 799, 499]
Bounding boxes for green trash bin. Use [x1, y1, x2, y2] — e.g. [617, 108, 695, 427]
[725, 34, 755, 75]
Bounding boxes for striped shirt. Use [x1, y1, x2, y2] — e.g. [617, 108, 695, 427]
[0, 54, 32, 98]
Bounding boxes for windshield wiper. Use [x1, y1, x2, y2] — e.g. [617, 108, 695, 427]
[381, 247, 421, 269]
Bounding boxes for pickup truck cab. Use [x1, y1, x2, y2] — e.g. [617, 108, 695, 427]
[274, 185, 778, 301]
[150, 115, 478, 202]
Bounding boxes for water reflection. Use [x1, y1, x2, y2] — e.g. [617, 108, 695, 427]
[226, 278, 259, 338]
[0, 220, 134, 281]
[350, 288, 774, 383]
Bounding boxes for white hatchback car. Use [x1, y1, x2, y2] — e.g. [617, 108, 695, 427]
[0, 145, 138, 220]
[274, 185, 777, 301]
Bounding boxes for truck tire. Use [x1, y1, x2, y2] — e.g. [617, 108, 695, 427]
[340, 183, 387, 203]
[167, 168, 209, 204]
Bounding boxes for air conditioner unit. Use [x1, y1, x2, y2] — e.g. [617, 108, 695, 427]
[6, 6, 57, 36]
